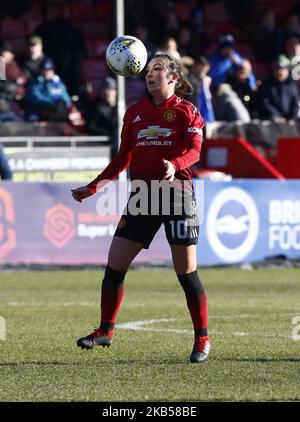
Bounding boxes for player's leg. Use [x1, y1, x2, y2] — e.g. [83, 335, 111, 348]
[77, 211, 161, 350]
[164, 184, 210, 362]
[77, 237, 143, 350]
[98, 236, 144, 343]
[170, 244, 210, 363]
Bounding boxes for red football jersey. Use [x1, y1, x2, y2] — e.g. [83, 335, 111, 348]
[88, 94, 204, 193]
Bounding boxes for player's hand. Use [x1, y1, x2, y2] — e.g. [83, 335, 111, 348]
[162, 159, 175, 182]
[71, 186, 92, 203]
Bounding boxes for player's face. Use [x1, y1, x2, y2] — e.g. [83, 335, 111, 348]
[145, 58, 176, 96]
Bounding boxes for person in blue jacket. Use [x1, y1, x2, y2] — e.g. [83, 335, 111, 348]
[209, 34, 256, 89]
[25, 57, 71, 121]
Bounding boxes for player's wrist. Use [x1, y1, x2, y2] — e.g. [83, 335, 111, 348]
[86, 184, 97, 195]
[169, 159, 179, 172]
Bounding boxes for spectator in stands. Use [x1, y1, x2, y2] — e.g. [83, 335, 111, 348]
[159, 2, 179, 38]
[34, 0, 86, 95]
[208, 34, 256, 88]
[0, 144, 12, 180]
[188, 6, 208, 55]
[166, 13, 180, 38]
[188, 56, 215, 124]
[176, 26, 199, 60]
[249, 8, 282, 62]
[212, 83, 251, 122]
[227, 59, 257, 116]
[283, 35, 300, 89]
[21, 36, 45, 80]
[85, 77, 117, 156]
[282, 13, 300, 41]
[256, 55, 299, 122]
[85, 76, 117, 136]
[131, 24, 155, 59]
[284, 35, 300, 61]
[25, 57, 71, 122]
[0, 41, 26, 121]
[155, 36, 181, 61]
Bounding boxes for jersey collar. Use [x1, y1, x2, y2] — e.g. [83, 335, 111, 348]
[148, 93, 178, 107]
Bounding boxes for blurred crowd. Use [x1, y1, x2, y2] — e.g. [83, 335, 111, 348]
[1, 0, 300, 135]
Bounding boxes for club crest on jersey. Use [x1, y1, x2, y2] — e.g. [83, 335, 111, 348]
[163, 109, 176, 122]
[137, 126, 172, 139]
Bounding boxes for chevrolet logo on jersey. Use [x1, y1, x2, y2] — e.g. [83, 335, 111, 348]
[137, 126, 172, 140]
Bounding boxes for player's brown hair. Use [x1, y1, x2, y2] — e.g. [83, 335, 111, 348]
[152, 53, 194, 97]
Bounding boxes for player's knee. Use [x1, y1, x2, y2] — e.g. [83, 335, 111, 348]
[102, 265, 127, 288]
[177, 270, 204, 295]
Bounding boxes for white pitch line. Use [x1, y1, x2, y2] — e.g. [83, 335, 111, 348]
[116, 319, 294, 339]
[5, 303, 294, 318]
[1, 306, 294, 339]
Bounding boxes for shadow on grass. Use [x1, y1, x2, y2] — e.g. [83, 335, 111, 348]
[215, 357, 300, 363]
[1, 357, 299, 366]
[0, 360, 137, 366]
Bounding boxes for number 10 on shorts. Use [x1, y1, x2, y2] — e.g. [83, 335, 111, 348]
[170, 220, 198, 240]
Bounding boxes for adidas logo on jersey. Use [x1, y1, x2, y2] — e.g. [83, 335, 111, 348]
[133, 115, 141, 123]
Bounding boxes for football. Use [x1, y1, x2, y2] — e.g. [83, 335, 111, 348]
[106, 35, 148, 77]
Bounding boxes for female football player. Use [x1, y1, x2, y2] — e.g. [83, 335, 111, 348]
[71, 54, 210, 363]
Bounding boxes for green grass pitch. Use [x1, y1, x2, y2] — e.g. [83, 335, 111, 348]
[0, 268, 299, 402]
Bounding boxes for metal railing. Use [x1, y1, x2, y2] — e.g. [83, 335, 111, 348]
[0, 136, 110, 149]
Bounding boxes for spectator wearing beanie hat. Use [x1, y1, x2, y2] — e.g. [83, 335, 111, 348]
[21, 35, 45, 80]
[25, 57, 71, 121]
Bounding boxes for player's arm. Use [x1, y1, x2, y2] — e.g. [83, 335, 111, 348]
[164, 110, 204, 180]
[72, 112, 134, 202]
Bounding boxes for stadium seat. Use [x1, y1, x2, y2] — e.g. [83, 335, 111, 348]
[234, 42, 256, 60]
[6, 38, 27, 58]
[69, 2, 96, 19]
[251, 61, 269, 80]
[205, 22, 239, 39]
[175, 3, 193, 22]
[85, 79, 105, 100]
[81, 59, 109, 81]
[0, 18, 27, 39]
[86, 39, 110, 58]
[95, 1, 113, 18]
[74, 20, 111, 40]
[203, 2, 232, 23]
[26, 18, 43, 36]
[126, 79, 146, 106]
[30, 0, 43, 17]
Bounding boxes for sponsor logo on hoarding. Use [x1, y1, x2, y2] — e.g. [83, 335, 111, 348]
[269, 200, 300, 250]
[0, 187, 16, 259]
[206, 187, 259, 263]
[44, 204, 76, 248]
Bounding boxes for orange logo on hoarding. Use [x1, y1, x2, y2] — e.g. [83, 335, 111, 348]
[0, 187, 16, 259]
[44, 204, 76, 248]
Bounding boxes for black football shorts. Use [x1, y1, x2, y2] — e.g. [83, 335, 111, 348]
[114, 187, 199, 248]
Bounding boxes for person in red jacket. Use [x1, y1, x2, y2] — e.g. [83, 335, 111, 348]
[71, 53, 210, 363]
